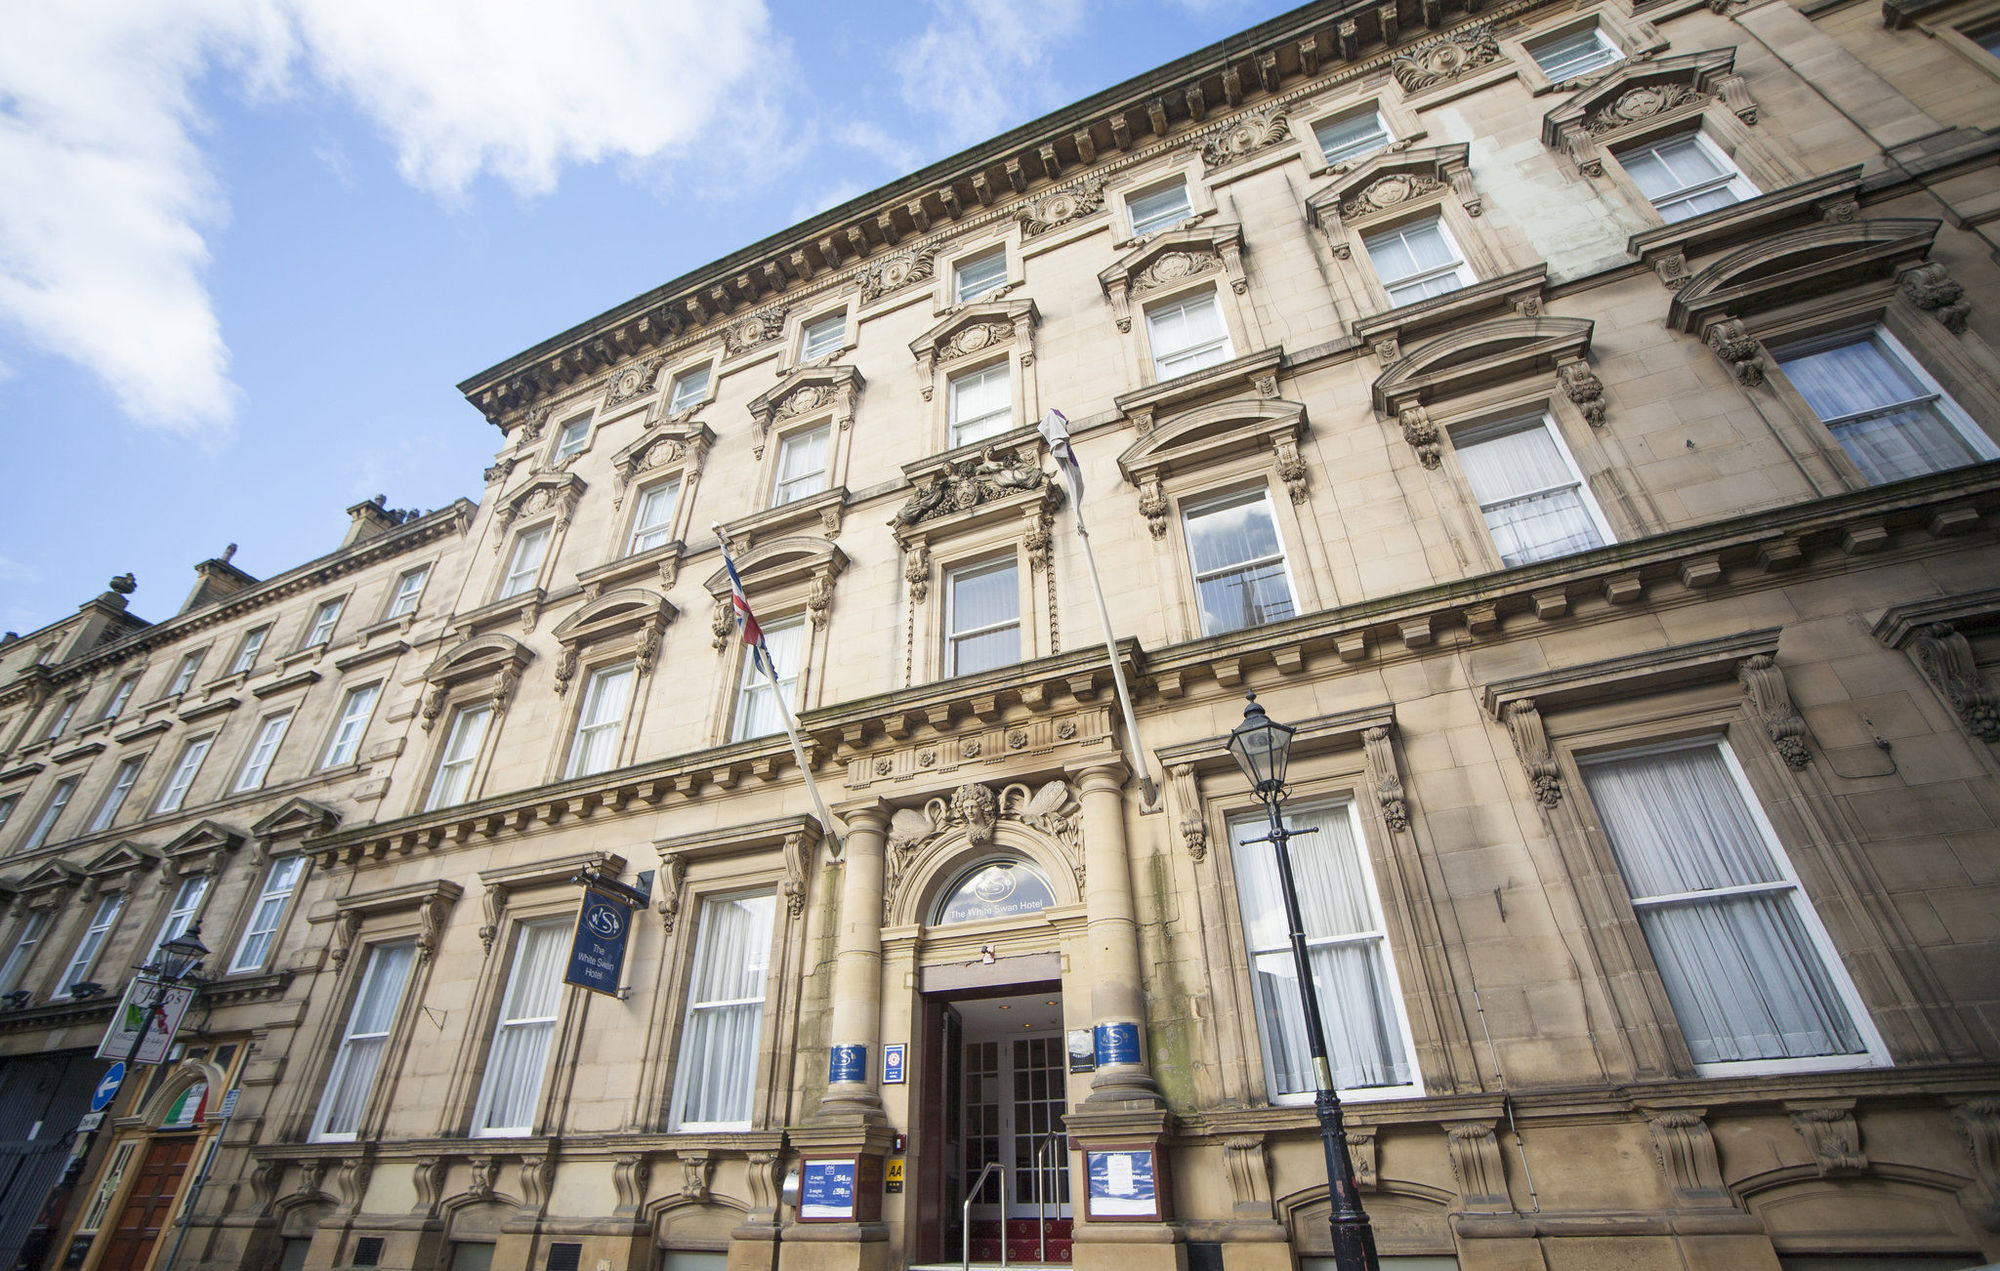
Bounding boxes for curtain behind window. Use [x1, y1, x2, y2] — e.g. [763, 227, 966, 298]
[671, 893, 777, 1128]
[474, 922, 567, 1133]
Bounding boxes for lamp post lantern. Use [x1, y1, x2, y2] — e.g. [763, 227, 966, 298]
[124, 920, 211, 1072]
[1228, 693, 1380, 1271]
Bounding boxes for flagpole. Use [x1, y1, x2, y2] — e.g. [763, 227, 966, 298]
[713, 524, 845, 857]
[1041, 412, 1160, 811]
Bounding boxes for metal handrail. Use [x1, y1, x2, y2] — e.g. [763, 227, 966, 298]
[963, 1160, 1007, 1271]
[1031, 1132, 1066, 1264]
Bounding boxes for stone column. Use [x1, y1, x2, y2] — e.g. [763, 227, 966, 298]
[1074, 763, 1161, 1104]
[817, 802, 890, 1121]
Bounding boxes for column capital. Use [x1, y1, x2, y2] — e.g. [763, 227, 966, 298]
[832, 797, 895, 834]
[1067, 758, 1130, 793]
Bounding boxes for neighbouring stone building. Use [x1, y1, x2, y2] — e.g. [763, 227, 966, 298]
[4, 0, 2000, 1267]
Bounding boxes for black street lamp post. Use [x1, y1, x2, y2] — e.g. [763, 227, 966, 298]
[1227, 693, 1380, 1271]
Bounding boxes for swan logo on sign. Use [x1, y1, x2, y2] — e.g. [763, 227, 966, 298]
[585, 901, 624, 940]
[564, 889, 633, 996]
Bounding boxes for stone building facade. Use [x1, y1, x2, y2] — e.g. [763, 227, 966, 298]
[3, 0, 2000, 1268]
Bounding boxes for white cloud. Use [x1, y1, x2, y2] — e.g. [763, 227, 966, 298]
[893, 0, 1088, 149]
[0, 553, 41, 586]
[0, 0, 780, 435]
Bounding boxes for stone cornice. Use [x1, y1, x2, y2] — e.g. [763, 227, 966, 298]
[454, 0, 1553, 428]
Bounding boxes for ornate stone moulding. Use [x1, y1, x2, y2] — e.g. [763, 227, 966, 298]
[654, 817, 822, 926]
[1629, 167, 1865, 289]
[909, 299, 1038, 390]
[1370, 312, 1593, 419]
[745, 363, 863, 460]
[548, 589, 677, 691]
[1873, 587, 2000, 744]
[1113, 346, 1285, 437]
[1097, 222, 1248, 332]
[1305, 144, 1477, 245]
[875, 776, 1088, 925]
[702, 534, 847, 640]
[159, 818, 246, 878]
[252, 796, 341, 848]
[1118, 397, 1312, 534]
[1666, 216, 1942, 335]
[418, 634, 534, 733]
[80, 838, 160, 888]
[491, 472, 586, 545]
[1354, 264, 1553, 371]
[321, 876, 466, 962]
[608, 420, 713, 509]
[1541, 49, 1754, 175]
[891, 435, 1056, 540]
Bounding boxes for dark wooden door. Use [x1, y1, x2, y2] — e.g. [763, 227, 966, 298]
[96, 1137, 194, 1270]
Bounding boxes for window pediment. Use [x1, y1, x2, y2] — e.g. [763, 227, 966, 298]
[326, 877, 464, 963]
[1666, 217, 1942, 333]
[9, 860, 83, 901]
[82, 839, 160, 885]
[609, 421, 712, 510]
[703, 536, 848, 644]
[550, 589, 676, 690]
[746, 364, 863, 459]
[1305, 144, 1475, 235]
[1541, 49, 1751, 161]
[911, 301, 1038, 386]
[892, 439, 1057, 535]
[419, 634, 533, 732]
[491, 472, 585, 545]
[1097, 223, 1247, 332]
[1372, 315, 1594, 415]
[160, 819, 245, 875]
[251, 796, 340, 846]
[1118, 398, 1310, 531]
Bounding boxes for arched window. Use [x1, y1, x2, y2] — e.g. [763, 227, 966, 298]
[933, 860, 1056, 926]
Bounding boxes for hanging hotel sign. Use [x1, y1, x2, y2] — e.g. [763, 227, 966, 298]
[95, 978, 198, 1065]
[565, 888, 634, 996]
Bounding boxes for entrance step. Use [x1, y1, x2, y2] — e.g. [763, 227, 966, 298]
[961, 1217, 1072, 1264]
[910, 1265, 1072, 1270]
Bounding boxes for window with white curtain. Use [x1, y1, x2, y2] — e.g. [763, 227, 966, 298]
[428, 705, 493, 811]
[670, 891, 777, 1130]
[386, 567, 429, 619]
[472, 920, 568, 1135]
[799, 312, 846, 361]
[156, 737, 213, 813]
[1455, 415, 1610, 566]
[1529, 27, 1623, 80]
[22, 778, 79, 852]
[1230, 801, 1417, 1098]
[499, 525, 551, 599]
[168, 651, 204, 696]
[1146, 292, 1234, 378]
[152, 875, 209, 959]
[947, 559, 1020, 676]
[949, 363, 1013, 447]
[565, 664, 634, 779]
[552, 415, 591, 459]
[1578, 739, 1882, 1073]
[1183, 489, 1296, 636]
[234, 711, 293, 792]
[1126, 177, 1192, 236]
[1616, 133, 1756, 223]
[59, 894, 122, 996]
[88, 757, 145, 834]
[321, 685, 380, 769]
[44, 697, 79, 741]
[668, 364, 712, 414]
[1773, 327, 1995, 485]
[305, 599, 344, 648]
[732, 618, 804, 742]
[772, 424, 831, 506]
[230, 626, 269, 675]
[1362, 218, 1472, 306]
[311, 941, 416, 1140]
[954, 247, 1009, 302]
[230, 856, 305, 972]
[0, 910, 50, 995]
[627, 479, 682, 556]
[100, 676, 139, 723]
[1315, 110, 1391, 165]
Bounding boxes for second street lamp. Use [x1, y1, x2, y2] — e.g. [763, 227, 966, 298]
[1227, 693, 1381, 1271]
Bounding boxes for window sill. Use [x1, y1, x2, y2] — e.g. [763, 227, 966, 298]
[721, 486, 849, 548]
[358, 612, 419, 645]
[454, 588, 547, 637]
[1630, 166, 1865, 283]
[178, 695, 242, 725]
[253, 668, 323, 700]
[1353, 264, 1550, 363]
[113, 719, 173, 746]
[335, 639, 410, 674]
[577, 542, 686, 596]
[0, 760, 46, 784]
[49, 741, 106, 766]
[1113, 347, 1284, 433]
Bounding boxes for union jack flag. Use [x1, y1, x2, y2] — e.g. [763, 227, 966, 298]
[719, 542, 777, 682]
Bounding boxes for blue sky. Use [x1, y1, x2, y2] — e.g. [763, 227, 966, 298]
[0, 0, 1288, 637]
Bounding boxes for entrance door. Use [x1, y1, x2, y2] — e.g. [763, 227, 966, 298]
[957, 993, 1070, 1263]
[96, 1137, 195, 1270]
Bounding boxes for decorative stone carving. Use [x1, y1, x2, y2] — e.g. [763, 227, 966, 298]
[1399, 406, 1442, 470]
[492, 474, 585, 546]
[1558, 360, 1608, 427]
[251, 1159, 286, 1213]
[417, 891, 452, 962]
[656, 855, 689, 933]
[1130, 248, 1224, 297]
[892, 448, 1048, 526]
[747, 366, 861, 459]
[518, 405, 550, 444]
[1202, 107, 1291, 171]
[711, 597, 733, 651]
[613, 1155, 652, 1217]
[1348, 1128, 1378, 1190]
[679, 1150, 714, 1202]
[336, 1158, 373, 1211]
[1587, 85, 1706, 134]
[479, 882, 506, 954]
[519, 1154, 557, 1213]
[484, 457, 517, 485]
[1739, 655, 1810, 768]
[605, 357, 664, 405]
[551, 647, 579, 698]
[1167, 764, 1207, 862]
[1952, 1098, 2000, 1231]
[330, 910, 364, 966]
[412, 1157, 448, 1216]
[938, 320, 1014, 362]
[902, 542, 932, 603]
[1019, 178, 1108, 238]
[1556, 123, 1604, 178]
[612, 429, 708, 509]
[1390, 26, 1501, 92]
[467, 1156, 498, 1201]
[881, 779, 1083, 919]
[1648, 1111, 1735, 1207]
[1363, 727, 1409, 833]
[1790, 1103, 1866, 1176]
[295, 1158, 330, 1199]
[808, 571, 835, 629]
[1222, 1135, 1273, 1218]
[1343, 173, 1444, 221]
[782, 830, 811, 916]
[860, 248, 938, 302]
[723, 307, 787, 357]
[1137, 478, 1169, 539]
[1705, 320, 1764, 387]
[1444, 1122, 1511, 1212]
[745, 1151, 784, 1222]
[1908, 623, 2000, 742]
[1903, 263, 1971, 334]
[1503, 700, 1563, 808]
[1275, 437, 1309, 504]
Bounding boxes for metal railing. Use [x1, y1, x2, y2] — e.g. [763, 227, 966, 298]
[1031, 1132, 1067, 1264]
[964, 1160, 1007, 1271]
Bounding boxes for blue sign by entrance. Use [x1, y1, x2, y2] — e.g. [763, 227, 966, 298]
[1094, 1021, 1141, 1067]
[828, 1044, 867, 1084]
[91, 1063, 124, 1113]
[799, 1159, 858, 1220]
[563, 889, 633, 996]
[882, 1043, 906, 1085]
